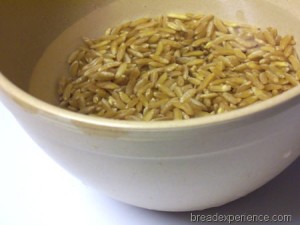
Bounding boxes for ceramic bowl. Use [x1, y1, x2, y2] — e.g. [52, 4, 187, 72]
[0, 0, 299, 211]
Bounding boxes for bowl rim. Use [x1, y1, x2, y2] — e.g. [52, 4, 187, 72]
[1, 71, 300, 131]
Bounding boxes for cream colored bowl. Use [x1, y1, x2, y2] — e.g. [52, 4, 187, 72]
[0, 0, 299, 211]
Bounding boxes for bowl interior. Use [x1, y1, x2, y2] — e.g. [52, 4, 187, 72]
[1, 0, 300, 106]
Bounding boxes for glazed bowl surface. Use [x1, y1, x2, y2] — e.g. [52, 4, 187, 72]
[0, 0, 299, 211]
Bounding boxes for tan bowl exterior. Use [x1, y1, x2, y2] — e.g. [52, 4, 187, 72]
[0, 0, 300, 211]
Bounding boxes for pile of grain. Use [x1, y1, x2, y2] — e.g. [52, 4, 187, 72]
[58, 13, 300, 121]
